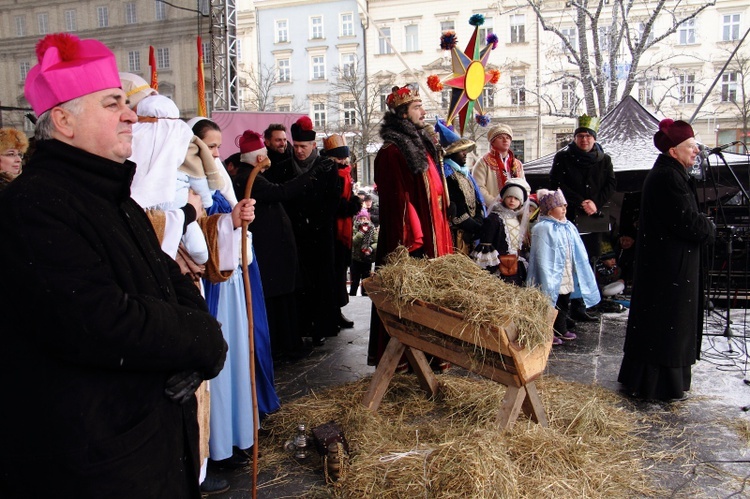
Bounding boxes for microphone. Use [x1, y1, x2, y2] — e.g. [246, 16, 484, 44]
[706, 141, 742, 155]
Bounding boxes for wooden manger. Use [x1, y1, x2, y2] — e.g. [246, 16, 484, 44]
[362, 276, 556, 429]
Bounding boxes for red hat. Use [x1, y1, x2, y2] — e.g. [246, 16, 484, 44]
[653, 119, 695, 153]
[290, 116, 316, 142]
[24, 33, 121, 116]
[239, 130, 267, 165]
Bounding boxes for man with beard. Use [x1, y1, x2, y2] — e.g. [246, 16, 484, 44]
[549, 115, 616, 322]
[435, 119, 486, 255]
[263, 123, 293, 182]
[282, 117, 340, 346]
[367, 85, 453, 368]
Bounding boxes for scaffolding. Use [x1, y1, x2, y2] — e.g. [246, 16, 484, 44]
[209, 0, 239, 111]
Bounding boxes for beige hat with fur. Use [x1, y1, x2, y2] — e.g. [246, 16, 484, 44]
[487, 123, 513, 143]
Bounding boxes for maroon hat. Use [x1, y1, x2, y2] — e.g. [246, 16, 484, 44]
[653, 119, 695, 153]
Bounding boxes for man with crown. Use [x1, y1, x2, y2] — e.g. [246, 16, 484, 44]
[550, 114, 617, 322]
[366, 85, 453, 368]
[0, 33, 228, 497]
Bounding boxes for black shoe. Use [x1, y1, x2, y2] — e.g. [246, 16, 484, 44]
[312, 337, 326, 347]
[338, 313, 354, 329]
[570, 308, 598, 322]
[208, 453, 249, 470]
[565, 317, 577, 330]
[200, 475, 229, 495]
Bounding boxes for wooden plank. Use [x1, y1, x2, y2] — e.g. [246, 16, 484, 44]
[497, 385, 527, 430]
[361, 336, 405, 412]
[404, 347, 439, 398]
[505, 308, 557, 384]
[521, 382, 548, 427]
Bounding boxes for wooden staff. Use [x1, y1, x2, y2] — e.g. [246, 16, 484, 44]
[240, 158, 269, 499]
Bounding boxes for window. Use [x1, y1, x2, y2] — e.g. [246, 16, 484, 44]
[405, 24, 419, 52]
[313, 103, 326, 127]
[125, 3, 137, 25]
[678, 73, 695, 104]
[156, 47, 170, 69]
[236, 40, 242, 62]
[15, 16, 26, 36]
[441, 89, 451, 109]
[562, 81, 575, 109]
[722, 14, 740, 41]
[155, 0, 167, 21]
[379, 84, 391, 111]
[483, 85, 495, 108]
[341, 53, 356, 77]
[38, 13, 49, 35]
[561, 27, 577, 53]
[311, 56, 326, 80]
[556, 132, 573, 150]
[341, 13, 354, 36]
[598, 26, 610, 52]
[277, 58, 290, 82]
[97, 7, 109, 28]
[721, 72, 737, 102]
[379, 27, 393, 54]
[199, 0, 209, 16]
[678, 19, 695, 45]
[638, 78, 653, 106]
[478, 18, 493, 42]
[277, 104, 291, 112]
[128, 51, 141, 72]
[440, 20, 455, 32]
[310, 16, 323, 39]
[635, 22, 654, 46]
[275, 20, 289, 43]
[343, 100, 356, 125]
[511, 76, 525, 105]
[202, 41, 212, 66]
[64, 9, 77, 32]
[509, 14, 525, 43]
[511, 140, 524, 162]
[19, 61, 31, 82]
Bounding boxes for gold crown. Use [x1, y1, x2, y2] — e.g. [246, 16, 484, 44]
[386, 85, 421, 110]
[323, 134, 346, 150]
[577, 114, 600, 132]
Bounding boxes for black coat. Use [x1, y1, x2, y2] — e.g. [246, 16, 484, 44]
[623, 154, 714, 367]
[549, 142, 616, 223]
[233, 162, 317, 297]
[0, 140, 226, 498]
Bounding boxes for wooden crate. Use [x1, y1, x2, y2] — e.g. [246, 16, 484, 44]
[362, 276, 556, 429]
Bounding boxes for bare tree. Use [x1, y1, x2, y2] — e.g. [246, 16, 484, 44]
[239, 63, 277, 111]
[525, 0, 716, 116]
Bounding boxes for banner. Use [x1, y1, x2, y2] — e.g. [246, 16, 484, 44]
[149, 46, 158, 91]
[197, 37, 207, 117]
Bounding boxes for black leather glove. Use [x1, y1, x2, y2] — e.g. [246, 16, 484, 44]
[164, 370, 203, 404]
[316, 157, 334, 174]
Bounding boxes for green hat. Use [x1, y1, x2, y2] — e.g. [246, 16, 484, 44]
[575, 114, 600, 139]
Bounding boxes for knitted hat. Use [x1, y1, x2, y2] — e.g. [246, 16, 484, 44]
[386, 85, 421, 110]
[25, 33, 121, 116]
[435, 119, 475, 156]
[355, 208, 370, 220]
[537, 188, 567, 215]
[653, 118, 695, 153]
[239, 129, 268, 165]
[574, 114, 600, 139]
[488, 123, 513, 143]
[500, 178, 529, 204]
[322, 134, 349, 158]
[0, 128, 29, 153]
[119, 72, 157, 110]
[290, 116, 316, 142]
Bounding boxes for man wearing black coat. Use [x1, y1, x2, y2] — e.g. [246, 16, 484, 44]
[0, 34, 228, 498]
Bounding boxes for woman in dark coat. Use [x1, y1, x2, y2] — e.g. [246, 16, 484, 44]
[618, 119, 714, 401]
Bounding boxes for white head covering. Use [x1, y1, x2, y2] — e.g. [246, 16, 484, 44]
[129, 95, 194, 209]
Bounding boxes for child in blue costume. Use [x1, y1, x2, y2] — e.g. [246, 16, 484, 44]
[527, 189, 600, 345]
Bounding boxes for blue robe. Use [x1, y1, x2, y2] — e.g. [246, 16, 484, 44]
[203, 192, 280, 459]
[526, 215, 600, 308]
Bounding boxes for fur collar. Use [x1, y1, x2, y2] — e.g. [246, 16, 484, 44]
[379, 113, 437, 174]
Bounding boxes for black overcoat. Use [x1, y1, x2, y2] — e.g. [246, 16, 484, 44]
[623, 153, 714, 367]
[0, 140, 226, 498]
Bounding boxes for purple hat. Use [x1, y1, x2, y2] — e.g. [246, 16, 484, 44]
[653, 119, 695, 153]
[25, 33, 121, 116]
[537, 189, 567, 215]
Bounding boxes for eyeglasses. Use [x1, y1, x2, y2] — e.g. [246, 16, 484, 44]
[1, 152, 24, 159]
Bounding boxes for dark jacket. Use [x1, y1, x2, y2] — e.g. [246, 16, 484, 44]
[549, 142, 616, 224]
[623, 153, 714, 367]
[0, 140, 226, 498]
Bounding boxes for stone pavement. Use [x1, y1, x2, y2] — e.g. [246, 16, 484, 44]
[212, 296, 750, 498]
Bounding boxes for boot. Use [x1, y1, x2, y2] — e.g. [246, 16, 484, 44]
[569, 298, 597, 322]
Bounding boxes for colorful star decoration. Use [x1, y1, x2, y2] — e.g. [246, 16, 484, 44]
[427, 15, 499, 136]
